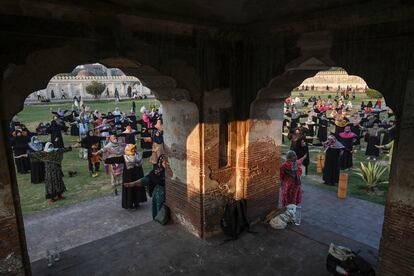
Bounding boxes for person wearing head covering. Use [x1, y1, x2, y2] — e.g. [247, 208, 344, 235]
[81, 130, 106, 177]
[304, 115, 316, 145]
[69, 111, 80, 136]
[29, 142, 72, 202]
[104, 144, 151, 209]
[364, 123, 383, 161]
[279, 151, 306, 207]
[288, 127, 310, 175]
[127, 111, 138, 131]
[142, 111, 152, 129]
[149, 118, 165, 168]
[350, 113, 362, 148]
[119, 125, 137, 145]
[285, 107, 307, 132]
[124, 155, 167, 219]
[28, 136, 45, 184]
[96, 135, 125, 195]
[323, 135, 345, 185]
[11, 129, 31, 174]
[317, 113, 329, 143]
[50, 117, 67, 148]
[338, 126, 357, 170]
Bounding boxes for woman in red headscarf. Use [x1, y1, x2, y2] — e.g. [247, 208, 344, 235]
[279, 151, 307, 207]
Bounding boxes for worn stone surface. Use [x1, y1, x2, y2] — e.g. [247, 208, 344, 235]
[30, 221, 377, 276]
[23, 195, 152, 263]
[301, 183, 384, 249]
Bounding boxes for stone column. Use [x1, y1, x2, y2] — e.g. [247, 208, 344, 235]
[121, 82, 126, 96]
[67, 83, 73, 98]
[0, 121, 30, 274]
[378, 70, 414, 275]
[243, 99, 283, 222]
[79, 83, 84, 97]
[161, 100, 203, 237]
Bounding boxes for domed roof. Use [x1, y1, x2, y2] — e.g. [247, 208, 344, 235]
[77, 70, 95, 77]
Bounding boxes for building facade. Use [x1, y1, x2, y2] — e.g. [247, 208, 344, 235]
[26, 63, 152, 101]
[298, 68, 368, 91]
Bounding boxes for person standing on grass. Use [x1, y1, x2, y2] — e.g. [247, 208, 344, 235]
[338, 126, 357, 170]
[29, 142, 72, 203]
[96, 135, 125, 196]
[323, 135, 344, 186]
[81, 130, 106, 177]
[50, 116, 67, 148]
[28, 136, 45, 184]
[279, 151, 307, 207]
[11, 129, 31, 174]
[364, 123, 383, 161]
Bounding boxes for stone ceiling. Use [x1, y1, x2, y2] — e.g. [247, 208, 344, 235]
[3, 0, 413, 27]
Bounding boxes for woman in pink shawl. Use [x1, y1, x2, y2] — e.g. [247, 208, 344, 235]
[142, 112, 151, 129]
[279, 150, 307, 207]
[338, 126, 357, 169]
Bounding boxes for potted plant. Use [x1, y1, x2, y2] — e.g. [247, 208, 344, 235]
[356, 162, 388, 194]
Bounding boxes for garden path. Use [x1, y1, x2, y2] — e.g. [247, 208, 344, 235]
[301, 183, 384, 249]
[24, 194, 152, 262]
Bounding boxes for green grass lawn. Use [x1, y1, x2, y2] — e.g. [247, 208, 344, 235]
[16, 99, 157, 215]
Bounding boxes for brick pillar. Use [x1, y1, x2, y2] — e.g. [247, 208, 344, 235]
[162, 100, 204, 237]
[244, 99, 283, 222]
[0, 121, 30, 275]
[377, 70, 414, 275]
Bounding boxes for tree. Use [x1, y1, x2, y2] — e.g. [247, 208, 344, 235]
[365, 88, 382, 99]
[86, 81, 106, 99]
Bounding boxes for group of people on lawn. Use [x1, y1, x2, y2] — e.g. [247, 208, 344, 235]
[9, 102, 167, 219]
[280, 95, 395, 208]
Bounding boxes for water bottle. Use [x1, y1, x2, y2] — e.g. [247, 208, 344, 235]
[46, 250, 54, 267]
[295, 206, 302, 225]
[53, 244, 61, 262]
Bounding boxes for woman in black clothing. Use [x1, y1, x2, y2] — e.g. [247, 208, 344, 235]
[317, 114, 329, 143]
[28, 136, 45, 183]
[12, 130, 31, 174]
[323, 135, 344, 185]
[104, 144, 149, 209]
[289, 128, 310, 175]
[50, 118, 66, 148]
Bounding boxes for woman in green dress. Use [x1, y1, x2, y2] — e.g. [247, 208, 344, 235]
[30, 142, 72, 203]
[124, 154, 166, 219]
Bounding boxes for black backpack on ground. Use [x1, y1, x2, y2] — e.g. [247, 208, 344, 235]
[220, 199, 251, 240]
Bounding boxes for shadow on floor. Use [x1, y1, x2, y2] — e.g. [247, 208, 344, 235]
[31, 219, 377, 276]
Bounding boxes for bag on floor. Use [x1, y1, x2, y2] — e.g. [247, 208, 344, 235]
[220, 199, 250, 240]
[155, 205, 170, 225]
[326, 243, 375, 276]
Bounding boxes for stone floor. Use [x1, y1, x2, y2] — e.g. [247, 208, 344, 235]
[23, 180, 384, 266]
[301, 183, 384, 249]
[24, 194, 152, 262]
[31, 221, 378, 276]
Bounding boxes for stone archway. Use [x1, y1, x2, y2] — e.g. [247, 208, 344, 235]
[244, 47, 412, 274]
[0, 50, 205, 273]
